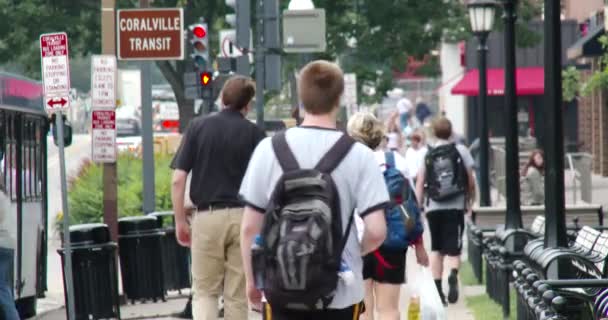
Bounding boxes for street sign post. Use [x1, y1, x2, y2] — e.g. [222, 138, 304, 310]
[92, 111, 117, 163]
[40, 32, 71, 113]
[117, 8, 184, 60]
[40, 31, 75, 320]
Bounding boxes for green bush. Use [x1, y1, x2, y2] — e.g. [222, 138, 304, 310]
[59, 153, 174, 227]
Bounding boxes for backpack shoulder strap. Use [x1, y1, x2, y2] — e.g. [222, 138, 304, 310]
[315, 134, 356, 173]
[272, 131, 300, 172]
[385, 151, 396, 168]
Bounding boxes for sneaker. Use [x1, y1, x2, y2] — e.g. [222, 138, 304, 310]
[448, 270, 459, 304]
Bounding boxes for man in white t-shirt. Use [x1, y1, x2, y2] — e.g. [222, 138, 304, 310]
[239, 61, 388, 320]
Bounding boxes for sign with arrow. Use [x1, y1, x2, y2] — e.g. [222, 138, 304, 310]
[40, 32, 71, 114]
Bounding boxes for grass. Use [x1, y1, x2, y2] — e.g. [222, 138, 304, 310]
[465, 290, 516, 320]
[461, 260, 482, 286]
[461, 261, 516, 320]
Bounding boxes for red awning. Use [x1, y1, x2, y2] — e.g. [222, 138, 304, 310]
[451, 67, 544, 96]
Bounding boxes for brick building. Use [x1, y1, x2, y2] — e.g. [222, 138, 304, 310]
[567, 3, 607, 175]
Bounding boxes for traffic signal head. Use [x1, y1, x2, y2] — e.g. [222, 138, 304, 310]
[189, 22, 209, 70]
[200, 71, 213, 100]
[200, 72, 212, 86]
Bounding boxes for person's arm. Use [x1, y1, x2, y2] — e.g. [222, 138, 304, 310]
[360, 210, 387, 255]
[354, 146, 390, 254]
[171, 169, 190, 246]
[415, 168, 426, 208]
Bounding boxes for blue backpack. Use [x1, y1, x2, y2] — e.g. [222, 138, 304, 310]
[382, 152, 424, 250]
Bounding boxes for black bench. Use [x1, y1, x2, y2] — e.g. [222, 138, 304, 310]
[513, 228, 608, 320]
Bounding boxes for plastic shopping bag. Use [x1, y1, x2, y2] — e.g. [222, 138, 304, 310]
[416, 267, 447, 320]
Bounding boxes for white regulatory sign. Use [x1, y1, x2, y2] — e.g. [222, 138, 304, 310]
[39, 32, 71, 113]
[92, 110, 117, 163]
[91, 55, 117, 109]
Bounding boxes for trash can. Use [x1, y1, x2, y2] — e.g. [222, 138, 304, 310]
[58, 223, 121, 320]
[118, 216, 166, 303]
[150, 211, 191, 293]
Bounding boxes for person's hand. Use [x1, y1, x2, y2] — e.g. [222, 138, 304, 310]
[247, 281, 263, 311]
[415, 244, 429, 267]
[175, 219, 191, 247]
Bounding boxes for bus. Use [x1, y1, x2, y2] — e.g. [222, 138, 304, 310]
[0, 72, 48, 318]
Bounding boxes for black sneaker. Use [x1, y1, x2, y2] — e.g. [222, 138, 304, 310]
[448, 269, 460, 304]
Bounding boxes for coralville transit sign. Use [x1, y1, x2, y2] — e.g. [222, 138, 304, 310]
[117, 8, 184, 60]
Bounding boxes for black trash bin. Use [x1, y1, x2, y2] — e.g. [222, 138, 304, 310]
[150, 211, 191, 293]
[118, 216, 166, 303]
[58, 223, 121, 320]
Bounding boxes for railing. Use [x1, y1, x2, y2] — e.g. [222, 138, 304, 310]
[490, 147, 593, 205]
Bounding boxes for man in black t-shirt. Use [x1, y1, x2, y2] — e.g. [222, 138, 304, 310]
[171, 75, 265, 320]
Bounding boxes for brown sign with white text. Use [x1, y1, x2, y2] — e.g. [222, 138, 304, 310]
[117, 8, 184, 60]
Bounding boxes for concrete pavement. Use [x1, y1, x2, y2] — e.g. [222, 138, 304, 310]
[35, 135, 93, 317]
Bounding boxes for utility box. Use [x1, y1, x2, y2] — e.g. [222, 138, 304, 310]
[282, 9, 326, 53]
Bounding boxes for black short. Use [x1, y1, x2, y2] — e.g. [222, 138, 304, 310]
[262, 302, 364, 320]
[426, 209, 465, 256]
[363, 248, 407, 284]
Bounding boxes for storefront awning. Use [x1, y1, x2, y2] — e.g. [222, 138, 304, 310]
[567, 25, 605, 60]
[451, 67, 544, 96]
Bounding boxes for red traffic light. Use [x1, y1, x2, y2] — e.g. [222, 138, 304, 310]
[193, 25, 207, 38]
[201, 72, 212, 86]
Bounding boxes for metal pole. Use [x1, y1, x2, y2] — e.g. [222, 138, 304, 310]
[503, 0, 523, 229]
[543, 0, 568, 252]
[101, 0, 118, 242]
[478, 34, 491, 207]
[140, 0, 155, 213]
[57, 114, 76, 320]
[255, 0, 265, 131]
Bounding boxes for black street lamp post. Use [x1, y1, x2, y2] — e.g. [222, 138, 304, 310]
[468, 0, 498, 207]
[543, 0, 568, 276]
[502, 0, 523, 231]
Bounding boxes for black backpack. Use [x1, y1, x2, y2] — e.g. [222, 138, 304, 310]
[424, 143, 468, 202]
[257, 132, 355, 311]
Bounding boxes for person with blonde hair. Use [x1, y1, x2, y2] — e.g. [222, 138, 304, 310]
[348, 112, 429, 320]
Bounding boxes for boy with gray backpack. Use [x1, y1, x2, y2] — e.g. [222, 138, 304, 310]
[415, 117, 475, 305]
[239, 61, 388, 320]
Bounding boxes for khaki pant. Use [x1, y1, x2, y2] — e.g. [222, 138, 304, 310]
[191, 208, 247, 320]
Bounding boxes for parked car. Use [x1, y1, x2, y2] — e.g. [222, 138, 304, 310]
[116, 105, 141, 137]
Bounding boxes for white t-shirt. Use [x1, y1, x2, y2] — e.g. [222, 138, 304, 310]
[396, 98, 413, 115]
[386, 132, 400, 150]
[239, 128, 390, 309]
[404, 146, 428, 180]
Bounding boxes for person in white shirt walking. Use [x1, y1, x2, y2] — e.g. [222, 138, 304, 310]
[404, 130, 428, 183]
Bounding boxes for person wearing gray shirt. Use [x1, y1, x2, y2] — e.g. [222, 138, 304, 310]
[415, 117, 475, 306]
[239, 61, 388, 320]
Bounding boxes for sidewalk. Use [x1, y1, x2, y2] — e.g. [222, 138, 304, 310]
[35, 223, 479, 319]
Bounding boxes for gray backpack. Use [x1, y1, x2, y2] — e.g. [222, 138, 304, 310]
[257, 132, 355, 311]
